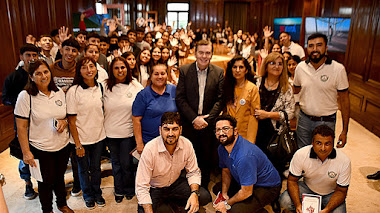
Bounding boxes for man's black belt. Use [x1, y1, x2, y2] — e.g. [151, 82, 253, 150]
[302, 111, 336, 122]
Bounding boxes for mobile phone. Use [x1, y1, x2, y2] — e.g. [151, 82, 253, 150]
[53, 118, 59, 130]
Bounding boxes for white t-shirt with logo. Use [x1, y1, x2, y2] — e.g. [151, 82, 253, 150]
[14, 89, 69, 151]
[283, 41, 305, 59]
[104, 80, 143, 138]
[293, 59, 349, 116]
[66, 85, 106, 145]
[289, 145, 351, 195]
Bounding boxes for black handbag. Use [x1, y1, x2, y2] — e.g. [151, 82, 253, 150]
[9, 136, 23, 160]
[9, 93, 31, 160]
[267, 110, 298, 162]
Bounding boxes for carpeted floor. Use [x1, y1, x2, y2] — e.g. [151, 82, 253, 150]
[1, 111, 379, 212]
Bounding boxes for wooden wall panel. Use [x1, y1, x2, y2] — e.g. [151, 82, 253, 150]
[0, 0, 95, 152]
[368, 5, 380, 83]
[345, 0, 380, 137]
[190, 0, 224, 30]
[346, 0, 374, 77]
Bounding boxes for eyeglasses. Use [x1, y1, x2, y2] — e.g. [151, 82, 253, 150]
[268, 61, 283, 67]
[214, 126, 233, 135]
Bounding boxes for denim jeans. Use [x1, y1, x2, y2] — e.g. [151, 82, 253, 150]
[19, 161, 31, 183]
[107, 137, 136, 196]
[296, 111, 336, 148]
[279, 181, 346, 213]
[137, 177, 211, 213]
[77, 140, 104, 201]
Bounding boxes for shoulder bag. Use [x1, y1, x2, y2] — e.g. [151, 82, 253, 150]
[267, 110, 298, 162]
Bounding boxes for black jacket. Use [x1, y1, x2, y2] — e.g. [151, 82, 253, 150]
[2, 66, 29, 107]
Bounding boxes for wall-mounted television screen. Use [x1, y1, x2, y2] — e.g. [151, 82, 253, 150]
[72, 13, 110, 34]
[305, 17, 351, 52]
[273, 17, 302, 42]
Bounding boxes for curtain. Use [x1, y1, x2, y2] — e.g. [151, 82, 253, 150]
[224, 2, 249, 32]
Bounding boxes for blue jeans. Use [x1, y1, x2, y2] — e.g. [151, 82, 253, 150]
[279, 181, 346, 213]
[296, 111, 336, 148]
[107, 137, 136, 196]
[77, 140, 104, 201]
[19, 161, 31, 183]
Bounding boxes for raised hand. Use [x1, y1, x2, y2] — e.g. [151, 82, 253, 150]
[58, 26, 72, 43]
[258, 49, 268, 59]
[263, 26, 274, 38]
[26, 34, 36, 45]
[167, 56, 177, 67]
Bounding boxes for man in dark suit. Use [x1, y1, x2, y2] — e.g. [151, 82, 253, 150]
[176, 40, 224, 188]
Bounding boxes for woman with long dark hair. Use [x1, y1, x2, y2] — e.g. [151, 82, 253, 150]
[135, 48, 151, 87]
[150, 46, 162, 65]
[15, 59, 73, 213]
[66, 57, 106, 209]
[223, 56, 260, 143]
[104, 57, 143, 203]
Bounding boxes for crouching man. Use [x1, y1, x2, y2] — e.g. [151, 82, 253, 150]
[213, 115, 281, 213]
[279, 125, 351, 213]
[136, 112, 211, 213]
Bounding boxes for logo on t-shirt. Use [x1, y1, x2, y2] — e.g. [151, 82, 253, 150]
[55, 100, 63, 106]
[320, 75, 329, 82]
[328, 171, 337, 178]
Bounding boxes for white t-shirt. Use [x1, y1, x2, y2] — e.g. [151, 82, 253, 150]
[14, 89, 69, 152]
[139, 65, 149, 87]
[241, 45, 251, 59]
[289, 145, 351, 195]
[293, 59, 349, 116]
[283, 41, 305, 59]
[66, 84, 106, 145]
[97, 63, 109, 84]
[104, 80, 144, 138]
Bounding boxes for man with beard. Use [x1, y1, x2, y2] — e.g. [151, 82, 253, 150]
[294, 33, 350, 148]
[212, 115, 281, 213]
[135, 112, 211, 213]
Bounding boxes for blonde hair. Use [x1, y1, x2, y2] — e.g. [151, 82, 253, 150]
[260, 52, 289, 93]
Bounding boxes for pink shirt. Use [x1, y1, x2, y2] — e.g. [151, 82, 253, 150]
[135, 136, 201, 204]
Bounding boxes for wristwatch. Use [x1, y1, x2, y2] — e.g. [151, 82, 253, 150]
[191, 190, 200, 197]
[0, 174, 5, 187]
[224, 200, 231, 210]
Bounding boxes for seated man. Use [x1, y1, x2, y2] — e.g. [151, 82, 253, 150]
[213, 115, 281, 213]
[135, 112, 211, 213]
[279, 125, 351, 213]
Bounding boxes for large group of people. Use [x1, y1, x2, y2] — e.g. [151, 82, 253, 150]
[1, 15, 353, 213]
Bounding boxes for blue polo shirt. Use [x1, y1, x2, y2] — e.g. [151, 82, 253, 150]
[218, 135, 281, 187]
[132, 84, 177, 143]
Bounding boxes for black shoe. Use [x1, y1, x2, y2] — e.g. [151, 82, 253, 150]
[85, 200, 96, 210]
[367, 171, 380, 180]
[125, 195, 134, 200]
[24, 184, 38, 200]
[115, 195, 124, 203]
[96, 197, 106, 207]
[70, 187, 82, 197]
